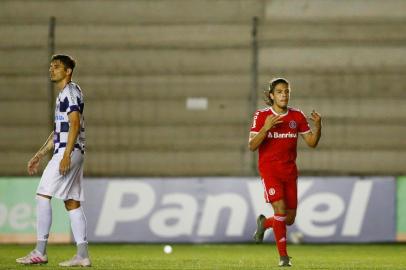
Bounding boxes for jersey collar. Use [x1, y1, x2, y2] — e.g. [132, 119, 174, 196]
[270, 106, 289, 117]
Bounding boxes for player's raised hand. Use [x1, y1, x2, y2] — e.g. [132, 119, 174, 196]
[27, 155, 40, 175]
[263, 115, 283, 131]
[309, 110, 322, 128]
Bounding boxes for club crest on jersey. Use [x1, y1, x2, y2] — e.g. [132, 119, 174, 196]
[289, 120, 297, 129]
[268, 188, 276, 196]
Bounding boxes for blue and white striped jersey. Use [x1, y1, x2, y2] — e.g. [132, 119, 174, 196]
[53, 82, 85, 154]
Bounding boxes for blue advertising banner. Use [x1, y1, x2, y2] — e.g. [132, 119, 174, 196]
[83, 177, 396, 243]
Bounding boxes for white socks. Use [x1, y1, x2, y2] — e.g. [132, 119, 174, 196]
[36, 195, 52, 254]
[36, 195, 52, 241]
[68, 207, 89, 258]
[35, 197, 89, 258]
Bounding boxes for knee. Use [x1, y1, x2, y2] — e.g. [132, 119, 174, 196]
[285, 212, 296, 226]
[64, 199, 80, 211]
[272, 200, 286, 215]
[285, 217, 295, 226]
[274, 207, 286, 215]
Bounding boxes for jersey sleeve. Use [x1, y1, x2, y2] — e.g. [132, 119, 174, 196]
[65, 85, 81, 114]
[298, 111, 311, 134]
[250, 110, 265, 133]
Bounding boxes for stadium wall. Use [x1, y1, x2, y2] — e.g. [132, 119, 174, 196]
[0, 176, 402, 244]
[397, 176, 406, 241]
[2, 0, 406, 177]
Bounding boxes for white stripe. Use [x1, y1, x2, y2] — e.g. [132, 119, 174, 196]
[261, 178, 270, 202]
[278, 237, 286, 243]
[274, 215, 286, 221]
[299, 130, 311, 134]
[270, 107, 289, 116]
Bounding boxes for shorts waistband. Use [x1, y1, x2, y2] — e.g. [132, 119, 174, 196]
[54, 144, 85, 155]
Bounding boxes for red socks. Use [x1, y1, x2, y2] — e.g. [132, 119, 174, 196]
[262, 214, 288, 257]
[272, 214, 287, 257]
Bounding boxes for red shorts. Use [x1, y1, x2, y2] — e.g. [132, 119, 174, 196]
[261, 174, 298, 209]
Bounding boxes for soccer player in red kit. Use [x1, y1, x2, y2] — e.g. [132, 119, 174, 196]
[249, 78, 322, 267]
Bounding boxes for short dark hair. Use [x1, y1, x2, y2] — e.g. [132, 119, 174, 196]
[51, 54, 76, 71]
[264, 77, 289, 106]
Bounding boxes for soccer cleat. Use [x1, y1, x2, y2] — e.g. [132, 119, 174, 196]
[278, 256, 292, 267]
[253, 214, 266, 243]
[59, 255, 91, 267]
[16, 249, 48, 265]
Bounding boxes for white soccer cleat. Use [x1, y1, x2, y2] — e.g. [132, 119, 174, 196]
[16, 249, 48, 265]
[59, 255, 91, 267]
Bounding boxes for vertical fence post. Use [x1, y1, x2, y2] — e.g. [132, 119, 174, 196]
[48, 16, 56, 130]
[250, 16, 259, 175]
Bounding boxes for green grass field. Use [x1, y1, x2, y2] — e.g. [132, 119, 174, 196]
[1, 243, 406, 269]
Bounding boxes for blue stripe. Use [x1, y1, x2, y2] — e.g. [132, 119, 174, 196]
[53, 132, 60, 144]
[54, 143, 84, 154]
[77, 97, 84, 113]
[56, 143, 82, 148]
[68, 105, 80, 113]
[60, 122, 69, 132]
[59, 97, 69, 112]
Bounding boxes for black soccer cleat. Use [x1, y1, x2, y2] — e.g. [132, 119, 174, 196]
[278, 256, 292, 267]
[253, 214, 266, 243]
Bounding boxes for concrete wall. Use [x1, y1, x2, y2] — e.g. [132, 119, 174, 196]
[1, 0, 405, 176]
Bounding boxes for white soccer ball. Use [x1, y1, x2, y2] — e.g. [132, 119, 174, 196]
[163, 245, 173, 254]
[289, 231, 304, 244]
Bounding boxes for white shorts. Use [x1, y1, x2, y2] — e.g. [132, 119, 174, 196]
[37, 150, 85, 201]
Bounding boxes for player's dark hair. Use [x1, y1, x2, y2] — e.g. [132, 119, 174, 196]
[51, 54, 76, 71]
[264, 77, 289, 106]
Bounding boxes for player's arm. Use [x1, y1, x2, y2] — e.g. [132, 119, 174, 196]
[301, 110, 322, 148]
[59, 111, 80, 175]
[248, 115, 283, 151]
[27, 132, 54, 175]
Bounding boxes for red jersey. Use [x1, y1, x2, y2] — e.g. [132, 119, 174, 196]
[250, 107, 310, 179]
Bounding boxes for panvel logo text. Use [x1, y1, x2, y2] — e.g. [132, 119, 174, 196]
[84, 177, 395, 243]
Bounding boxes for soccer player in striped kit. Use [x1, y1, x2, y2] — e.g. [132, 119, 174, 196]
[249, 78, 322, 267]
[16, 54, 91, 267]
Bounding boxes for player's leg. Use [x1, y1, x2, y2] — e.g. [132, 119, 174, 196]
[16, 154, 59, 265]
[15, 193, 52, 265]
[253, 178, 282, 243]
[285, 209, 297, 225]
[59, 199, 91, 267]
[272, 178, 299, 266]
[284, 179, 304, 246]
[270, 199, 288, 253]
[284, 180, 298, 226]
[66, 200, 89, 260]
[35, 194, 52, 256]
[262, 177, 277, 229]
[253, 214, 267, 243]
[58, 151, 91, 267]
[253, 213, 274, 242]
[271, 199, 292, 267]
[59, 199, 90, 267]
